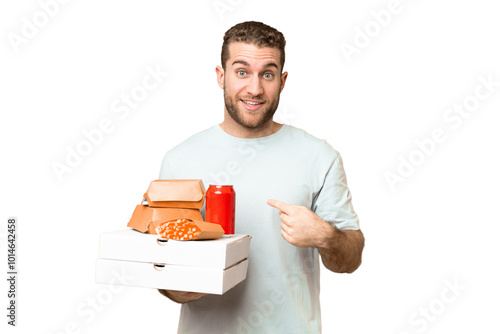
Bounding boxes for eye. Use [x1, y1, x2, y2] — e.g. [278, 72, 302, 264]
[263, 73, 273, 79]
[237, 70, 247, 77]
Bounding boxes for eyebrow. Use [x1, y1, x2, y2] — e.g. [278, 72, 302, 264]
[232, 60, 279, 70]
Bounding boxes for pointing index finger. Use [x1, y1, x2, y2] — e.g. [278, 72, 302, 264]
[267, 199, 290, 214]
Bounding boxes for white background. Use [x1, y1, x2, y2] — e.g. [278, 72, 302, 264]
[1, 0, 499, 333]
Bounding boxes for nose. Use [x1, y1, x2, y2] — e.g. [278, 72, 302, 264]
[246, 75, 263, 96]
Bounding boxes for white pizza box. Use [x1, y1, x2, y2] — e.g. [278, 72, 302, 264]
[98, 229, 251, 269]
[95, 258, 249, 295]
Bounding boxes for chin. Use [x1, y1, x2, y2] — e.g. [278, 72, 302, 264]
[237, 114, 269, 129]
[225, 98, 277, 130]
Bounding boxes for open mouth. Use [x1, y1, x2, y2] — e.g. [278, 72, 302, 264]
[240, 99, 265, 111]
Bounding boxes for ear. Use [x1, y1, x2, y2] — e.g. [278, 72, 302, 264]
[216, 66, 224, 89]
[280, 71, 288, 93]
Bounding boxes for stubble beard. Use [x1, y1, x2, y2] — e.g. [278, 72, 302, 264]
[224, 87, 280, 129]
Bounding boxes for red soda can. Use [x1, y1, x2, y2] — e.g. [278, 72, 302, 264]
[206, 185, 235, 234]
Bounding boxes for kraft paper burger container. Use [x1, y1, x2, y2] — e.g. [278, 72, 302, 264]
[143, 179, 206, 209]
[127, 179, 206, 234]
[95, 229, 251, 294]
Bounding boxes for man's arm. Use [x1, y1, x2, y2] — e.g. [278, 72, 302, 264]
[267, 199, 364, 273]
[158, 289, 207, 303]
[317, 225, 364, 273]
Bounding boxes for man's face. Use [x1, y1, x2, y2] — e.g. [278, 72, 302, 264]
[217, 42, 288, 129]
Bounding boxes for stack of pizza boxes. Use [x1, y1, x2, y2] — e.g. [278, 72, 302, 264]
[95, 179, 251, 295]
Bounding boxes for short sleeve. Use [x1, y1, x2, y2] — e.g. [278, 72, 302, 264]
[312, 150, 360, 230]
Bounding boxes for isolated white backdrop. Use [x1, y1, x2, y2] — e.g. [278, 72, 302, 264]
[1, 0, 499, 333]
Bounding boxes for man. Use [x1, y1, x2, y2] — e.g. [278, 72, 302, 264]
[158, 21, 364, 333]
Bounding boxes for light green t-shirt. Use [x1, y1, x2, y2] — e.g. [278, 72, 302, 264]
[159, 124, 359, 334]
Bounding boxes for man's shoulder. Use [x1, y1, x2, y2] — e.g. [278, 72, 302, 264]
[285, 125, 339, 157]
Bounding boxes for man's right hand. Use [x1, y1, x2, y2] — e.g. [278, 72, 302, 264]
[158, 289, 208, 303]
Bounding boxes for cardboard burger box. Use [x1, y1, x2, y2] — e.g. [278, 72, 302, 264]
[95, 229, 251, 294]
[143, 179, 206, 209]
[127, 179, 206, 234]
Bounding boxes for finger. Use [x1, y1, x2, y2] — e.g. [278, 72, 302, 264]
[280, 229, 290, 244]
[278, 212, 291, 226]
[267, 199, 290, 213]
[280, 221, 291, 235]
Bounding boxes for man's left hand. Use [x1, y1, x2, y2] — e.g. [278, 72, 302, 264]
[267, 199, 335, 248]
